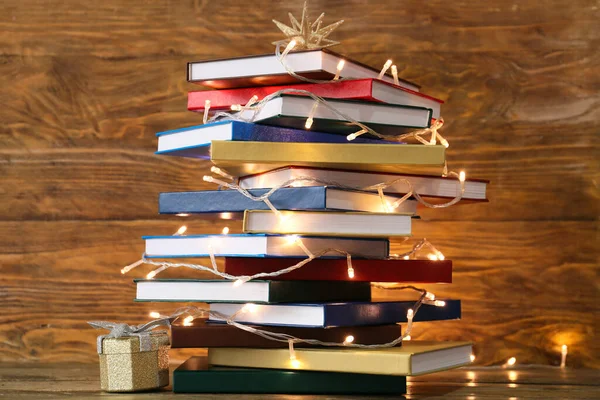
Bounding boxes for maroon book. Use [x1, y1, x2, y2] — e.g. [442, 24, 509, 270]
[224, 258, 452, 283]
[171, 319, 401, 348]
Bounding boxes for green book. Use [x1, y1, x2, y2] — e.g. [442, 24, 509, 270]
[173, 357, 407, 395]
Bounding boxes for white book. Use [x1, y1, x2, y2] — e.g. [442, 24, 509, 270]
[187, 49, 420, 92]
[144, 234, 390, 259]
[235, 95, 432, 135]
[239, 166, 488, 201]
[243, 210, 411, 237]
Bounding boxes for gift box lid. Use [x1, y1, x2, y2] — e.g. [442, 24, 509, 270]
[100, 331, 170, 355]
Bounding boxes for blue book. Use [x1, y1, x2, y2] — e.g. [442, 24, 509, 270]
[159, 186, 417, 215]
[155, 120, 396, 159]
[209, 300, 461, 328]
[143, 234, 390, 259]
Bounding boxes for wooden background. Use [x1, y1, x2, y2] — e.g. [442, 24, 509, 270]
[1, 0, 598, 367]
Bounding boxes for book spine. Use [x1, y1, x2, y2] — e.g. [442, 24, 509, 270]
[268, 281, 371, 303]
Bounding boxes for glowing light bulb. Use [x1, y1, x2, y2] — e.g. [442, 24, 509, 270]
[333, 59, 345, 80]
[347, 268, 355, 278]
[344, 335, 354, 344]
[280, 39, 297, 59]
[404, 335, 411, 341]
[440, 137, 449, 148]
[434, 300, 446, 307]
[506, 357, 516, 366]
[403, 255, 410, 260]
[233, 279, 244, 287]
[459, 171, 466, 183]
[508, 371, 518, 381]
[347, 133, 357, 141]
[285, 235, 300, 245]
[290, 358, 302, 368]
[305, 117, 313, 129]
[560, 344, 568, 368]
[230, 104, 242, 111]
[425, 292, 436, 301]
[203, 175, 215, 183]
[174, 225, 187, 236]
[176, 213, 189, 217]
[378, 59, 393, 79]
[183, 316, 194, 326]
[470, 354, 476, 362]
[437, 252, 445, 260]
[121, 259, 144, 274]
[407, 309, 414, 320]
[222, 227, 230, 235]
[146, 270, 157, 279]
[242, 303, 257, 313]
[428, 253, 439, 261]
[149, 311, 161, 319]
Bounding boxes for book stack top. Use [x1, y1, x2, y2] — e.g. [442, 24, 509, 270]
[139, 12, 489, 393]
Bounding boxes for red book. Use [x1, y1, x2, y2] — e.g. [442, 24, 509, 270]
[188, 79, 443, 119]
[224, 258, 452, 283]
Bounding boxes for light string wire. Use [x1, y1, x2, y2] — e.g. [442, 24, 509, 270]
[150, 283, 443, 359]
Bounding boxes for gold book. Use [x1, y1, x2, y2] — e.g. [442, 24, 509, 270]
[242, 210, 412, 237]
[208, 341, 473, 376]
[210, 141, 446, 176]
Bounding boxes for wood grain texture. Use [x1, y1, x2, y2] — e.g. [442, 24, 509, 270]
[1, 362, 599, 399]
[1, 0, 599, 367]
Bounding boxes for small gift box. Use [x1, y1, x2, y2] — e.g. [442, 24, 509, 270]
[89, 320, 171, 392]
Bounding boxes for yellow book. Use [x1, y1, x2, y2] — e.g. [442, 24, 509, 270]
[210, 141, 446, 176]
[208, 341, 473, 376]
[243, 210, 412, 237]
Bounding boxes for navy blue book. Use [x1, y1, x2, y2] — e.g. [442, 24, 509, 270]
[159, 186, 417, 215]
[174, 356, 407, 394]
[155, 120, 396, 159]
[209, 300, 461, 328]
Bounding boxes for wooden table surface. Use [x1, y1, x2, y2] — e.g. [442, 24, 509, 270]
[1, 361, 598, 399]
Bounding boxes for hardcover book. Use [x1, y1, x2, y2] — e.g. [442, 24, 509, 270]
[208, 341, 473, 376]
[188, 78, 443, 118]
[239, 166, 489, 202]
[224, 258, 452, 283]
[209, 140, 446, 176]
[173, 356, 407, 394]
[158, 186, 417, 216]
[233, 94, 433, 136]
[143, 234, 390, 259]
[156, 120, 393, 158]
[135, 279, 371, 303]
[243, 210, 412, 237]
[209, 300, 461, 327]
[187, 48, 419, 91]
[171, 318, 402, 348]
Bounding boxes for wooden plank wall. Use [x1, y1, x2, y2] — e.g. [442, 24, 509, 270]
[1, 0, 598, 367]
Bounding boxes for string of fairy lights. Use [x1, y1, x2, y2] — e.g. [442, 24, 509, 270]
[125, 44, 572, 368]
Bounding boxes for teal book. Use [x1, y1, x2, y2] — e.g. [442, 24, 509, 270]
[173, 357, 407, 394]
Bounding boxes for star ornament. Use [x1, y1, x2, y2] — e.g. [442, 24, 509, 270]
[272, 1, 344, 50]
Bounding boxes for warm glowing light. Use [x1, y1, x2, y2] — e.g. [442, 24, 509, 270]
[437, 252, 445, 260]
[425, 292, 435, 301]
[290, 358, 302, 368]
[508, 370, 518, 381]
[176, 213, 189, 217]
[222, 227, 230, 235]
[121, 259, 143, 275]
[347, 267, 355, 279]
[242, 303, 258, 313]
[230, 104, 242, 111]
[470, 354, 476, 362]
[506, 357, 516, 366]
[146, 270, 157, 279]
[203, 100, 211, 124]
[404, 335, 411, 341]
[391, 64, 399, 86]
[285, 235, 300, 245]
[233, 279, 244, 287]
[305, 117, 313, 129]
[347, 133, 357, 141]
[183, 316, 194, 326]
[344, 335, 355, 344]
[440, 137, 449, 148]
[333, 59, 345, 80]
[459, 171, 466, 183]
[428, 253, 439, 261]
[149, 311, 161, 319]
[407, 309, 414, 319]
[403, 255, 410, 260]
[560, 344, 568, 368]
[174, 225, 187, 236]
[434, 300, 446, 307]
[378, 59, 393, 79]
[280, 39, 297, 59]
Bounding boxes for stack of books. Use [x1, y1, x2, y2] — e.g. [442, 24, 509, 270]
[141, 48, 488, 395]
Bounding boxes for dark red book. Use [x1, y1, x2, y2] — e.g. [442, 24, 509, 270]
[188, 78, 443, 119]
[224, 258, 452, 283]
[171, 319, 401, 348]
